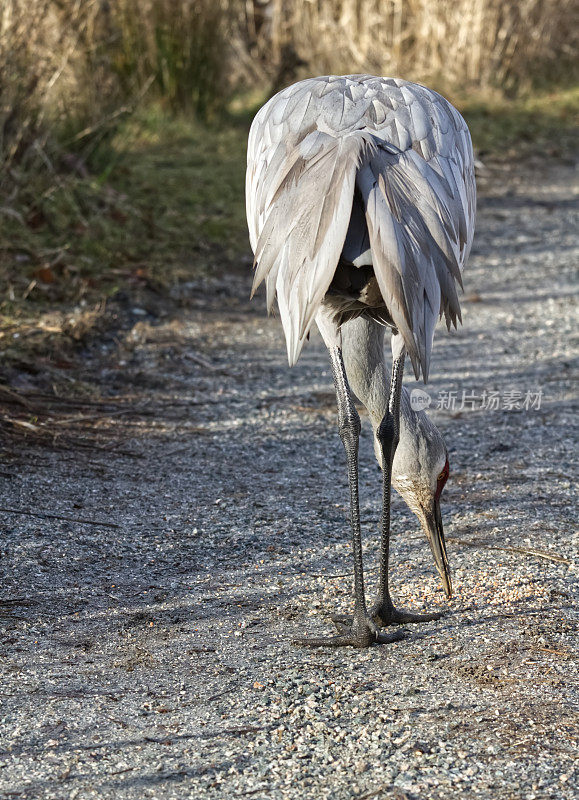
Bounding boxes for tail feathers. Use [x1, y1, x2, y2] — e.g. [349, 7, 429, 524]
[251, 130, 365, 365]
[252, 130, 465, 374]
[357, 140, 464, 379]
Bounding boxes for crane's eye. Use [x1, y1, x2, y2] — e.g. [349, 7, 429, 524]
[435, 460, 449, 500]
[437, 459, 450, 483]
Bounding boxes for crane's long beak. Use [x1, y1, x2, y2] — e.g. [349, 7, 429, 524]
[423, 499, 452, 598]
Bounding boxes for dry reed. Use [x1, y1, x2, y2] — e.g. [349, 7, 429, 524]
[245, 0, 578, 94]
[0, 0, 576, 173]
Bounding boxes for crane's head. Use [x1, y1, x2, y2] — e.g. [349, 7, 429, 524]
[376, 391, 452, 597]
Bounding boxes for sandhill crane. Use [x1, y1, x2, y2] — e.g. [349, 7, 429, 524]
[246, 75, 476, 647]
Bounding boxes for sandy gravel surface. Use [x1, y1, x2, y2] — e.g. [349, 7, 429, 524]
[0, 160, 577, 799]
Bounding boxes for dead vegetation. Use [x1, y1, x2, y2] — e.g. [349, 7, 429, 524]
[1, 0, 577, 169]
[0, 1, 577, 439]
[246, 0, 579, 95]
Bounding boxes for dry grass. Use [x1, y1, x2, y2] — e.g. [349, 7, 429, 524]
[109, 0, 232, 117]
[252, 0, 578, 93]
[0, 105, 249, 384]
[0, 1, 577, 402]
[0, 0, 128, 172]
[0, 0, 239, 174]
[1, 0, 577, 172]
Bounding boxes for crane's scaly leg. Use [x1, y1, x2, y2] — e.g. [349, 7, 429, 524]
[294, 346, 404, 648]
[370, 340, 442, 626]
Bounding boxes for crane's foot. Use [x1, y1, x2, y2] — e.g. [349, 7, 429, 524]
[370, 601, 443, 627]
[330, 603, 443, 631]
[293, 614, 406, 648]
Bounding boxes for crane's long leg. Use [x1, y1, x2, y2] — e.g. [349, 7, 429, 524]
[370, 346, 442, 626]
[294, 346, 404, 648]
[374, 347, 405, 613]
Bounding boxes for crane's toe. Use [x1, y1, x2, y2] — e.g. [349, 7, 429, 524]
[293, 613, 406, 648]
[330, 613, 353, 633]
[330, 605, 444, 631]
[293, 627, 405, 648]
[370, 601, 444, 627]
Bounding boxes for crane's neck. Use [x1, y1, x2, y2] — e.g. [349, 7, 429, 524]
[340, 316, 441, 480]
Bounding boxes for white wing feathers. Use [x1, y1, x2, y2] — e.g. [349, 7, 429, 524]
[251, 131, 367, 365]
[358, 141, 465, 378]
[246, 76, 476, 378]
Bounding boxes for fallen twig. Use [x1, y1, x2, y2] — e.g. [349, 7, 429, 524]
[537, 647, 574, 658]
[4, 418, 43, 434]
[446, 538, 570, 564]
[358, 786, 394, 800]
[23, 393, 113, 408]
[50, 406, 150, 425]
[0, 384, 36, 410]
[223, 726, 265, 736]
[206, 688, 235, 703]
[53, 441, 145, 458]
[0, 506, 120, 529]
[0, 597, 38, 606]
[184, 351, 235, 376]
[309, 572, 355, 579]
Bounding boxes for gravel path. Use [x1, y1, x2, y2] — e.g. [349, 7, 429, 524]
[0, 160, 577, 799]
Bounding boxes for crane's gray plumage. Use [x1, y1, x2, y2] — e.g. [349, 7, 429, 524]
[247, 74, 475, 379]
[246, 75, 475, 647]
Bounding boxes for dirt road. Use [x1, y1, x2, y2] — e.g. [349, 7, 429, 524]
[0, 160, 577, 799]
